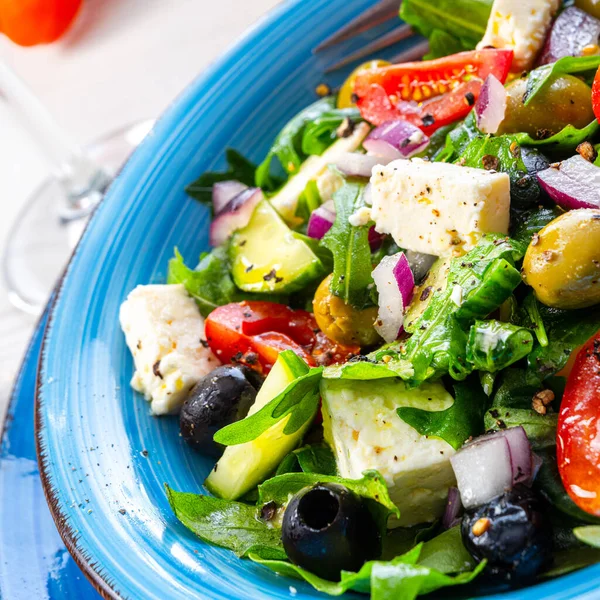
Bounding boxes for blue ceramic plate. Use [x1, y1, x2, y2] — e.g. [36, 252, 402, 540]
[35, 1, 600, 598]
[0, 303, 100, 599]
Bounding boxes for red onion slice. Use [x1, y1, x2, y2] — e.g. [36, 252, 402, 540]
[363, 120, 430, 161]
[539, 6, 600, 65]
[496, 426, 533, 486]
[475, 75, 507, 135]
[212, 180, 248, 215]
[209, 188, 263, 246]
[537, 156, 600, 210]
[307, 200, 336, 240]
[451, 435, 513, 509]
[442, 487, 463, 530]
[335, 153, 389, 178]
[371, 252, 414, 343]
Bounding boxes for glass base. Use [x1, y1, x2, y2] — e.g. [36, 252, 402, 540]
[2, 120, 154, 314]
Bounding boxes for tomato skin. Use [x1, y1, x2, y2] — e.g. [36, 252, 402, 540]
[557, 332, 600, 516]
[354, 49, 514, 130]
[205, 301, 358, 373]
[592, 67, 600, 123]
[0, 0, 82, 46]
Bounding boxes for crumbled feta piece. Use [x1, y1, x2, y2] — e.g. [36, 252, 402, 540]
[451, 284, 464, 306]
[321, 378, 457, 527]
[477, 0, 561, 71]
[348, 206, 372, 227]
[119, 284, 219, 415]
[370, 158, 510, 257]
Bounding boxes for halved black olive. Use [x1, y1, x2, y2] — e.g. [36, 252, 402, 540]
[281, 483, 381, 580]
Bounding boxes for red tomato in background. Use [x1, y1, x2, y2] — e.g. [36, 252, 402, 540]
[205, 301, 358, 373]
[557, 332, 600, 516]
[592, 67, 600, 124]
[0, 0, 82, 46]
[353, 49, 514, 133]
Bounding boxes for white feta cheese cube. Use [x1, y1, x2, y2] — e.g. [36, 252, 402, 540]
[370, 158, 510, 257]
[321, 378, 457, 527]
[119, 284, 219, 415]
[477, 0, 561, 71]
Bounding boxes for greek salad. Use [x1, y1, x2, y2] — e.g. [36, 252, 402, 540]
[119, 0, 600, 597]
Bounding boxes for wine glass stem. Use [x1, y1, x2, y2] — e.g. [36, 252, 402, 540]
[0, 61, 111, 208]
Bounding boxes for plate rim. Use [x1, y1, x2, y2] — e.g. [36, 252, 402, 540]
[33, 1, 298, 598]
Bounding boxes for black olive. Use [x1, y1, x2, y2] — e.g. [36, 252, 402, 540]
[179, 365, 261, 457]
[281, 483, 381, 581]
[461, 484, 553, 585]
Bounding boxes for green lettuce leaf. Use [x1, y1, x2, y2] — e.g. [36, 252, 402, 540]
[301, 107, 362, 156]
[293, 444, 337, 475]
[400, 0, 493, 52]
[165, 485, 286, 558]
[484, 408, 557, 449]
[524, 55, 600, 106]
[185, 149, 256, 207]
[466, 319, 534, 372]
[322, 180, 374, 309]
[397, 378, 487, 450]
[255, 97, 336, 191]
[514, 120, 600, 155]
[214, 363, 322, 445]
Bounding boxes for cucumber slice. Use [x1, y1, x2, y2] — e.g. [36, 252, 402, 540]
[404, 257, 451, 333]
[205, 351, 313, 500]
[230, 201, 326, 293]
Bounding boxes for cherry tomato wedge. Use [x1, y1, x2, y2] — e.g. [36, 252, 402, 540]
[353, 49, 514, 133]
[592, 66, 600, 123]
[205, 301, 358, 373]
[557, 331, 600, 516]
[0, 0, 82, 46]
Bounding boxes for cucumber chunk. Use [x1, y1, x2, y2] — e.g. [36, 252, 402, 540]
[205, 351, 313, 500]
[230, 201, 326, 294]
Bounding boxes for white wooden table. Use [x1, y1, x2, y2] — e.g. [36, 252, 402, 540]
[0, 0, 280, 417]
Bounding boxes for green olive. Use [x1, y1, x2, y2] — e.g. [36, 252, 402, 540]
[575, 0, 600, 20]
[313, 274, 381, 347]
[522, 209, 600, 309]
[337, 60, 390, 109]
[497, 75, 594, 138]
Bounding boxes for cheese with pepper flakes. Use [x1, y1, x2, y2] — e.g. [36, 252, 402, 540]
[369, 158, 510, 257]
[120, 284, 219, 415]
[477, 0, 561, 71]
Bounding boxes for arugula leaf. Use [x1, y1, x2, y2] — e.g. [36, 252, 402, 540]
[397, 235, 525, 386]
[511, 205, 563, 247]
[257, 470, 399, 532]
[167, 247, 285, 317]
[435, 111, 480, 162]
[214, 366, 322, 445]
[322, 180, 374, 309]
[484, 408, 558, 449]
[397, 378, 487, 450]
[256, 97, 336, 191]
[526, 304, 600, 385]
[301, 107, 362, 156]
[167, 247, 240, 317]
[274, 452, 301, 476]
[400, 0, 492, 52]
[457, 135, 542, 209]
[491, 367, 538, 409]
[185, 149, 256, 206]
[165, 485, 286, 558]
[466, 320, 534, 372]
[535, 448, 600, 525]
[518, 293, 549, 347]
[525, 55, 600, 106]
[323, 357, 414, 381]
[251, 531, 485, 599]
[515, 120, 600, 155]
[417, 526, 477, 573]
[416, 123, 458, 160]
[574, 526, 600, 549]
[293, 444, 337, 476]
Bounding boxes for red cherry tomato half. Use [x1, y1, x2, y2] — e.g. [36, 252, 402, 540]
[557, 332, 600, 516]
[592, 67, 600, 124]
[205, 301, 358, 373]
[353, 48, 514, 133]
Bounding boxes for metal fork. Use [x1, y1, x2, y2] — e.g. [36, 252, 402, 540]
[315, 0, 429, 72]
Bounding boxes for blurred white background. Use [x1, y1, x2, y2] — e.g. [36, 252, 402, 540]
[0, 0, 279, 416]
